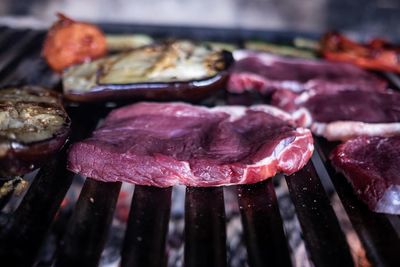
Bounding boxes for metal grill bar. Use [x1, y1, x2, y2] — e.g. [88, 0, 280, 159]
[285, 162, 354, 266]
[55, 179, 121, 267]
[237, 179, 292, 267]
[121, 186, 172, 267]
[0, 30, 42, 76]
[184, 187, 227, 267]
[0, 148, 73, 267]
[0, 29, 16, 49]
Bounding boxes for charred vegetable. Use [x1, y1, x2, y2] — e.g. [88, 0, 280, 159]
[106, 34, 154, 51]
[43, 13, 107, 72]
[321, 32, 400, 73]
[245, 41, 317, 59]
[62, 40, 233, 102]
[0, 86, 70, 177]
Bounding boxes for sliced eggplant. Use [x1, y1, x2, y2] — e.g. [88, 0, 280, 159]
[62, 40, 234, 102]
[0, 86, 70, 177]
[105, 34, 154, 51]
[244, 41, 317, 59]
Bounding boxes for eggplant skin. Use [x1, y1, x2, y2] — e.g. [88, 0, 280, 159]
[63, 41, 234, 102]
[0, 86, 71, 177]
[63, 71, 230, 102]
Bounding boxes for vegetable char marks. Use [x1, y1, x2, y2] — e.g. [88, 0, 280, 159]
[0, 86, 70, 176]
[62, 40, 233, 102]
[67, 102, 313, 187]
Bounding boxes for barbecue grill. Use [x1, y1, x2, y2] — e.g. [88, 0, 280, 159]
[0, 24, 399, 267]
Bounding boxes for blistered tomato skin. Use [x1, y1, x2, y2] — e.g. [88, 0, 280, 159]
[42, 13, 107, 72]
[321, 31, 400, 73]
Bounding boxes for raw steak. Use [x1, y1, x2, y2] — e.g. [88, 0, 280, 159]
[228, 50, 386, 95]
[277, 90, 400, 141]
[67, 102, 314, 187]
[330, 136, 400, 214]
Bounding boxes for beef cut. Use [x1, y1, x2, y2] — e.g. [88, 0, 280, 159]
[228, 50, 386, 95]
[276, 90, 400, 141]
[330, 136, 400, 214]
[67, 102, 314, 187]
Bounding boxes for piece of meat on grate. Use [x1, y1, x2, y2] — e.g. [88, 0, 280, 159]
[227, 50, 386, 95]
[274, 90, 400, 141]
[330, 136, 400, 215]
[67, 102, 313, 187]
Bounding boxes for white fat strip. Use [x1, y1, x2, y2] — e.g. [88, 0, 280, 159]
[241, 128, 313, 180]
[210, 104, 294, 123]
[292, 108, 313, 128]
[210, 105, 247, 121]
[278, 81, 304, 92]
[311, 121, 400, 141]
[250, 136, 292, 167]
[232, 50, 275, 65]
[294, 90, 316, 105]
[250, 104, 294, 122]
[277, 128, 314, 160]
[249, 128, 313, 169]
[233, 50, 321, 66]
[241, 155, 274, 184]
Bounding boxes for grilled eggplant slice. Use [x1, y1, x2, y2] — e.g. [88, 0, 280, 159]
[106, 34, 154, 51]
[62, 40, 234, 102]
[0, 86, 70, 177]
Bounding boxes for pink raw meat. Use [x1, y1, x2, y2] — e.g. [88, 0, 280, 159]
[68, 102, 314, 187]
[331, 136, 400, 214]
[228, 50, 386, 95]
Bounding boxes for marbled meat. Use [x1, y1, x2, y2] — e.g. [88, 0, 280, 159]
[228, 50, 386, 95]
[277, 90, 400, 141]
[67, 102, 314, 187]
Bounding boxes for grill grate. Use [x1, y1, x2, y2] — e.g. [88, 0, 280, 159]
[237, 180, 292, 267]
[121, 186, 172, 267]
[0, 25, 399, 267]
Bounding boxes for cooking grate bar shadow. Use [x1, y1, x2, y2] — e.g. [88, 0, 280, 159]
[184, 187, 227, 267]
[237, 179, 292, 267]
[120, 185, 172, 267]
[285, 161, 354, 266]
[0, 147, 73, 267]
[54, 179, 121, 267]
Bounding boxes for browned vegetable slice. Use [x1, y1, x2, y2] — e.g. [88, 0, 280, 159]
[0, 86, 70, 177]
[62, 40, 233, 102]
[105, 34, 154, 51]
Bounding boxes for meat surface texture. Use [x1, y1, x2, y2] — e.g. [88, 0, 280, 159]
[330, 136, 400, 214]
[67, 102, 314, 187]
[277, 90, 400, 141]
[227, 50, 386, 95]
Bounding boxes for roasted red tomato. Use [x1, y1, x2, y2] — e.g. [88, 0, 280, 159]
[321, 32, 400, 73]
[42, 13, 107, 72]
